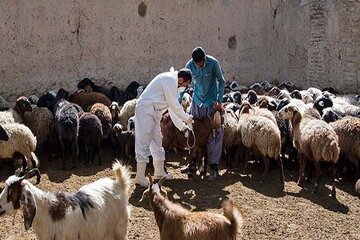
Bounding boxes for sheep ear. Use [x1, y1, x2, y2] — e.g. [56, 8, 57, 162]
[20, 184, 36, 231]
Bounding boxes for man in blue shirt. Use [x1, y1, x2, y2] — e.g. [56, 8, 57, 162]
[185, 46, 225, 181]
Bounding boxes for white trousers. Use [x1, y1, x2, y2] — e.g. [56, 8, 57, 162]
[135, 102, 165, 163]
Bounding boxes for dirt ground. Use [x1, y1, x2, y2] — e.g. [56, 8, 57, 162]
[0, 148, 359, 240]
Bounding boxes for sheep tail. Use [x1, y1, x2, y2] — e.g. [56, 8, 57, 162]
[222, 199, 244, 237]
[327, 140, 340, 163]
[112, 160, 131, 196]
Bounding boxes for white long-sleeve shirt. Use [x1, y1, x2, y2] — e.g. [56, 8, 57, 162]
[137, 71, 191, 130]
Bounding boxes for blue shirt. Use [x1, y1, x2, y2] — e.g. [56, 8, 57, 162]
[185, 55, 225, 108]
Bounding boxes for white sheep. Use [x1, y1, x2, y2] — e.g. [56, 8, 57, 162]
[278, 105, 339, 197]
[0, 96, 32, 124]
[0, 123, 40, 182]
[109, 99, 136, 128]
[329, 117, 360, 176]
[140, 175, 244, 240]
[0, 160, 131, 240]
[237, 102, 284, 182]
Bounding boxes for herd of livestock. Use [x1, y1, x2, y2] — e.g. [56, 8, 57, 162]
[0, 77, 359, 239]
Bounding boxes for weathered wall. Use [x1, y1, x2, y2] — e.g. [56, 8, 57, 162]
[0, 0, 359, 101]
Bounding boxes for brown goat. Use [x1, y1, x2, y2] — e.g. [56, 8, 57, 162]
[140, 175, 244, 240]
[160, 112, 213, 177]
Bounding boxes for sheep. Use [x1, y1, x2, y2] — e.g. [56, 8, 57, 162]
[278, 105, 339, 197]
[0, 96, 32, 124]
[222, 108, 241, 170]
[329, 117, 360, 177]
[53, 89, 80, 169]
[356, 179, 360, 197]
[140, 175, 244, 240]
[78, 112, 103, 166]
[113, 123, 135, 163]
[69, 91, 112, 112]
[22, 105, 55, 151]
[237, 102, 284, 182]
[89, 103, 112, 139]
[125, 80, 143, 99]
[0, 161, 131, 240]
[0, 123, 40, 183]
[37, 91, 57, 112]
[117, 99, 137, 128]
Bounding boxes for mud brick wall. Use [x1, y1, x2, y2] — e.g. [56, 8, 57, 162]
[0, 0, 358, 101]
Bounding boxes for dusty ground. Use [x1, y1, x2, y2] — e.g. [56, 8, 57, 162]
[0, 148, 359, 240]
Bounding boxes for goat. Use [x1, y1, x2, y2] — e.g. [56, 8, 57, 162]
[0, 161, 131, 240]
[140, 175, 244, 240]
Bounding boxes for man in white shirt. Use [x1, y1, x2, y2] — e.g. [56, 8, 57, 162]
[135, 68, 194, 187]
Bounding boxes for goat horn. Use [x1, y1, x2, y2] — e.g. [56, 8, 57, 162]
[158, 176, 166, 187]
[147, 174, 153, 186]
[21, 168, 41, 184]
[139, 188, 150, 202]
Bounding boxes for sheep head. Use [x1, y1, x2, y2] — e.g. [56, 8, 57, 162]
[278, 105, 299, 120]
[239, 101, 253, 115]
[109, 102, 121, 120]
[0, 169, 40, 230]
[15, 96, 33, 114]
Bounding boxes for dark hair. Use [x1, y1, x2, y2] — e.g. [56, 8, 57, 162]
[178, 68, 192, 83]
[192, 46, 205, 63]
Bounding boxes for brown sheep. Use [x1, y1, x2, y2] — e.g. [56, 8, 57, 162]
[90, 103, 112, 139]
[140, 175, 244, 240]
[69, 91, 111, 112]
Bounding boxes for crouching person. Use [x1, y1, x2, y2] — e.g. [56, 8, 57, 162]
[135, 68, 194, 187]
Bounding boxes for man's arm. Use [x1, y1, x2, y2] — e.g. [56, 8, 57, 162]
[214, 60, 225, 103]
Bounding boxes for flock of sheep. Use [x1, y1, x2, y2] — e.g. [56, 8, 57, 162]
[0, 77, 359, 239]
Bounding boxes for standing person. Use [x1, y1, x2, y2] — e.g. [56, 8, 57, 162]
[135, 68, 194, 187]
[185, 46, 226, 181]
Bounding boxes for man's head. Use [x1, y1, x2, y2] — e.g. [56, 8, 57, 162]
[192, 46, 206, 68]
[178, 68, 192, 88]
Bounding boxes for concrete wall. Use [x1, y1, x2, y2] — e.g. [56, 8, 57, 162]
[0, 0, 359, 101]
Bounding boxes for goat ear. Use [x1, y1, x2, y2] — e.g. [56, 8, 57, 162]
[20, 184, 36, 231]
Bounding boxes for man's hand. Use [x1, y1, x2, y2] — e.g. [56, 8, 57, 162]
[185, 115, 194, 125]
[213, 102, 223, 111]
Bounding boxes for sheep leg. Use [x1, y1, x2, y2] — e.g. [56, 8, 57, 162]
[244, 148, 250, 175]
[97, 138, 102, 166]
[276, 157, 285, 181]
[71, 141, 78, 169]
[330, 162, 336, 198]
[261, 156, 270, 183]
[312, 161, 321, 194]
[60, 140, 67, 170]
[297, 154, 307, 185]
